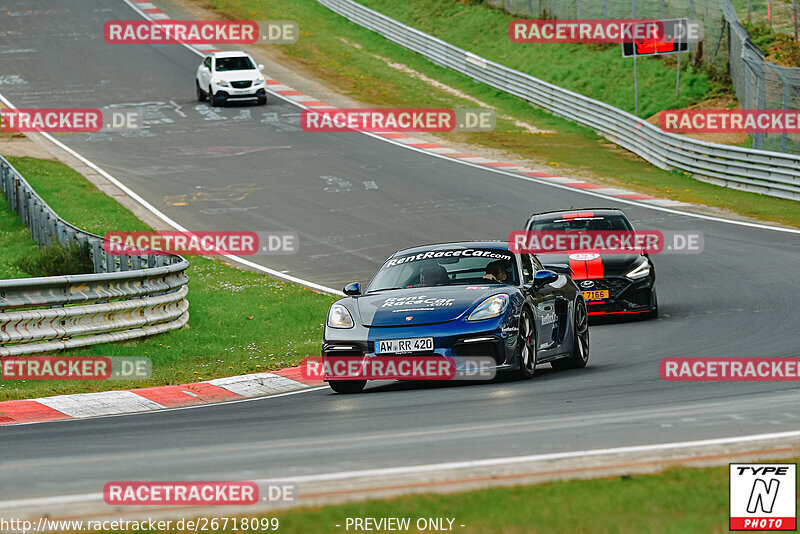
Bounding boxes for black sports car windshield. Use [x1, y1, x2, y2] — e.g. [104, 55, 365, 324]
[528, 213, 633, 232]
[367, 248, 518, 292]
[215, 56, 256, 71]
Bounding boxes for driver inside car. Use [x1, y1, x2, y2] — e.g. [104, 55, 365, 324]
[419, 263, 450, 287]
[483, 260, 508, 283]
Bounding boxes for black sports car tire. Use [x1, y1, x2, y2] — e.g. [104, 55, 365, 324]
[517, 308, 537, 379]
[552, 299, 589, 370]
[647, 288, 659, 319]
[328, 380, 366, 394]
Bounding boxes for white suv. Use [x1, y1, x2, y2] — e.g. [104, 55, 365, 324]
[196, 51, 267, 106]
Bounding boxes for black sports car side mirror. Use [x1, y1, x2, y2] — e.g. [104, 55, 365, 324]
[532, 270, 558, 289]
[343, 282, 361, 295]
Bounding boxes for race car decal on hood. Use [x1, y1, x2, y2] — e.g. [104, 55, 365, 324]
[568, 253, 604, 280]
[381, 296, 455, 308]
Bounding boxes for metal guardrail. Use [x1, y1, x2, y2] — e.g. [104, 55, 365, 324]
[317, 0, 800, 200]
[0, 155, 189, 356]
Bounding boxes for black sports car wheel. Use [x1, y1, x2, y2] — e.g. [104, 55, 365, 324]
[647, 288, 659, 319]
[328, 380, 366, 394]
[517, 308, 537, 379]
[552, 299, 589, 370]
[196, 81, 206, 102]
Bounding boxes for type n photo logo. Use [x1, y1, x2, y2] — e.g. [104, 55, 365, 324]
[730, 463, 796, 531]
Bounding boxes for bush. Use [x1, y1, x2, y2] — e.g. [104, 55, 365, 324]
[18, 241, 93, 277]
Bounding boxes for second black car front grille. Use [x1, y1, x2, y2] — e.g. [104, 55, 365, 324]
[591, 278, 629, 293]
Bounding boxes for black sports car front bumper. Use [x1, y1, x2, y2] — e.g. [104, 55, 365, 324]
[581, 276, 656, 316]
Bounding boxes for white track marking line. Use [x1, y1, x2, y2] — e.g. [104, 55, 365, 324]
[273, 428, 800, 483]
[2, 428, 798, 509]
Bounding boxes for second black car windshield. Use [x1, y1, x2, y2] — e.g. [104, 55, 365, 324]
[367, 249, 518, 291]
[528, 214, 633, 232]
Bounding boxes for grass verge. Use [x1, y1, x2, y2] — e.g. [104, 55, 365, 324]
[266, 465, 730, 533]
[355, 0, 723, 118]
[79, 460, 800, 533]
[0, 156, 335, 402]
[199, 0, 800, 228]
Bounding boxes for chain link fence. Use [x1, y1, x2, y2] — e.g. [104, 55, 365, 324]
[737, 0, 799, 37]
[488, 0, 726, 68]
[486, 0, 800, 154]
[722, 0, 800, 152]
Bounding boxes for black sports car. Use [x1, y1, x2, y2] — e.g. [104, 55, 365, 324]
[322, 241, 589, 393]
[524, 208, 658, 319]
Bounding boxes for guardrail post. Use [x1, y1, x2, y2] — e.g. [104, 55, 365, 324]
[48, 213, 58, 247]
[105, 247, 117, 273]
[17, 185, 25, 224]
[1, 163, 9, 209]
[29, 198, 39, 246]
[90, 239, 104, 273]
[8, 172, 16, 213]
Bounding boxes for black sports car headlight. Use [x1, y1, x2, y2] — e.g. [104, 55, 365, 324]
[626, 260, 651, 280]
[327, 304, 354, 329]
[468, 294, 509, 321]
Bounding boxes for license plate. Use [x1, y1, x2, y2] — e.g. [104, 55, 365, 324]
[582, 290, 609, 300]
[375, 337, 434, 354]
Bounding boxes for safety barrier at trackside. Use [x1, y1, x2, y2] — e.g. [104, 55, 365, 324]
[0, 155, 189, 356]
[318, 0, 800, 200]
